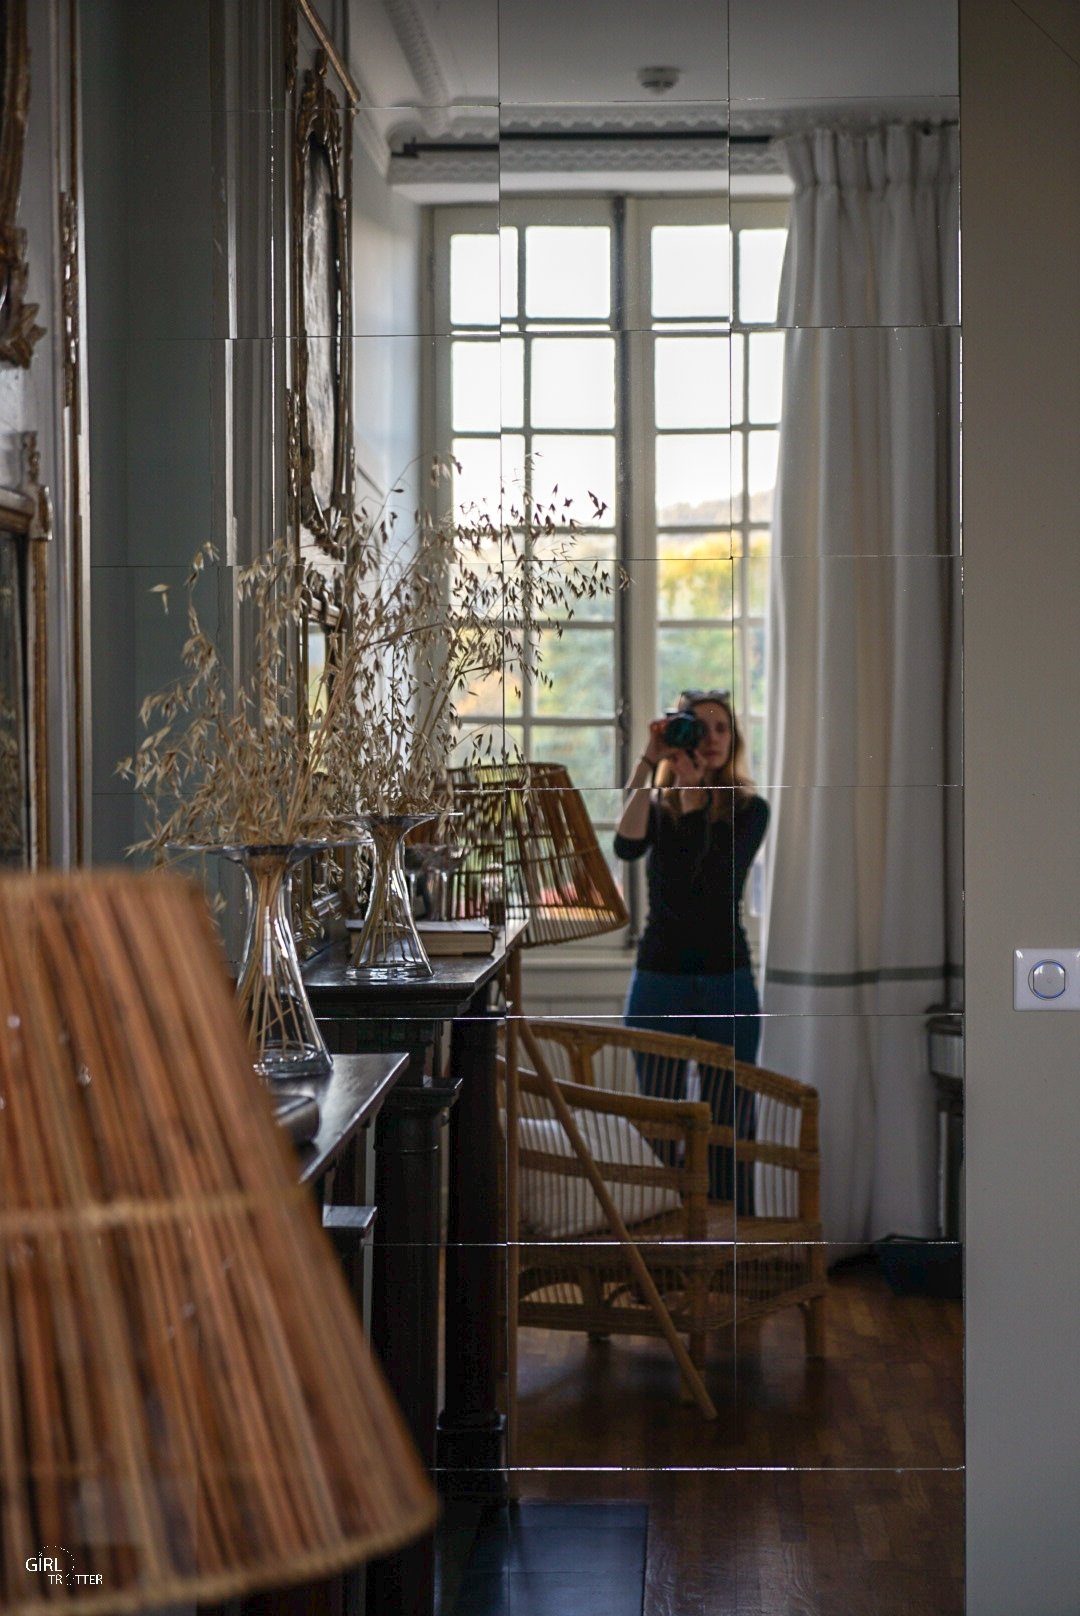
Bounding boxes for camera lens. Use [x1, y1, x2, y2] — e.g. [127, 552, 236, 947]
[662, 712, 705, 752]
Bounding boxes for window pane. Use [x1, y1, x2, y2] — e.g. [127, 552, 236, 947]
[501, 338, 524, 429]
[529, 525, 616, 564]
[658, 556, 733, 621]
[449, 546, 502, 611]
[738, 228, 787, 325]
[652, 225, 730, 319]
[655, 434, 739, 526]
[525, 226, 611, 319]
[657, 625, 734, 708]
[452, 721, 524, 769]
[453, 434, 524, 521]
[500, 226, 519, 319]
[535, 627, 615, 716]
[453, 436, 500, 520]
[748, 331, 785, 423]
[450, 233, 499, 327]
[746, 545, 770, 615]
[657, 529, 732, 559]
[528, 725, 618, 794]
[306, 623, 327, 719]
[531, 337, 615, 428]
[654, 337, 730, 428]
[746, 623, 766, 712]
[452, 641, 522, 720]
[452, 340, 500, 432]
[747, 430, 779, 522]
[500, 434, 526, 510]
[530, 434, 615, 523]
[541, 560, 614, 620]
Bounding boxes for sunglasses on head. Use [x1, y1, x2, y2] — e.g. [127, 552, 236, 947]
[679, 688, 732, 706]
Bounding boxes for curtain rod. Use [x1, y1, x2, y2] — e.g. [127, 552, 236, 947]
[395, 123, 955, 159]
[398, 131, 753, 159]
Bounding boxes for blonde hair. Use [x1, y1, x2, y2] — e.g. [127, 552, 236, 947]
[654, 692, 755, 821]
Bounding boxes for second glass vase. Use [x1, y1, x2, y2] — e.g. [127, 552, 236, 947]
[349, 814, 436, 980]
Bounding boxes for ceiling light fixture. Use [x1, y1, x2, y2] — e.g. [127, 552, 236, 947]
[638, 65, 681, 94]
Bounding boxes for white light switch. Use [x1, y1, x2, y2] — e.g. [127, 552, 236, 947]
[1013, 948, 1080, 1010]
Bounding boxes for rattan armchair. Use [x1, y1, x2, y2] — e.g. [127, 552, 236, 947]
[508, 1019, 826, 1419]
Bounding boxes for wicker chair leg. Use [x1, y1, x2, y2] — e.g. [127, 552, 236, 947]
[803, 1295, 827, 1357]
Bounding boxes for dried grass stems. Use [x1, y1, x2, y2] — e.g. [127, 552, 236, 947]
[119, 459, 619, 857]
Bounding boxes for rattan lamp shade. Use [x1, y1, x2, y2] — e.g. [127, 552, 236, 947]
[447, 760, 629, 947]
[0, 869, 437, 1616]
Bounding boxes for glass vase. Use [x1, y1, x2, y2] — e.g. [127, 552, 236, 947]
[349, 814, 436, 980]
[226, 842, 334, 1080]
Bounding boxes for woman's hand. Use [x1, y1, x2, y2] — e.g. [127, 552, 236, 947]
[667, 747, 707, 786]
[642, 717, 676, 766]
[643, 719, 705, 784]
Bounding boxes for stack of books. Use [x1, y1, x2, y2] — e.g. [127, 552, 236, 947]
[416, 919, 497, 957]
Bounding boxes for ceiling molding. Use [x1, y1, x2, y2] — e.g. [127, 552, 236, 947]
[386, 104, 498, 145]
[502, 103, 728, 134]
[388, 147, 499, 187]
[381, 0, 451, 132]
[730, 143, 784, 177]
[501, 135, 729, 175]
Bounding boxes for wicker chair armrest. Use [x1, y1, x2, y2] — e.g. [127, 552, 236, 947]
[528, 1020, 819, 1105]
[519, 1069, 712, 1131]
[731, 1058, 818, 1104]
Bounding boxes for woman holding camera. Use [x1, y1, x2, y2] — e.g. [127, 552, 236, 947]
[614, 689, 768, 1203]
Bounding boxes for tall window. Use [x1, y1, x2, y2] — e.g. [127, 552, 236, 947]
[431, 197, 788, 921]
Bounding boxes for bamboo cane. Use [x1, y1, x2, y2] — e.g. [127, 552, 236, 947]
[518, 1021, 717, 1420]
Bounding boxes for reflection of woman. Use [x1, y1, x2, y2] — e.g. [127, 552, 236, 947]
[614, 690, 769, 1203]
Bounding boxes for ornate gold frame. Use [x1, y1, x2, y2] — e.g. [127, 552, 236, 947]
[288, 31, 355, 559]
[0, 432, 51, 866]
[0, 0, 44, 368]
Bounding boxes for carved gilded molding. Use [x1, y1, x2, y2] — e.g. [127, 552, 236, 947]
[286, 3, 358, 945]
[59, 189, 78, 407]
[0, 432, 51, 867]
[291, 44, 354, 559]
[0, 0, 44, 368]
[285, 0, 298, 97]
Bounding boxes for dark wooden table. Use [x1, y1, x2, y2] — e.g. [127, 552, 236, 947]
[303, 925, 526, 1616]
[291, 1051, 408, 1186]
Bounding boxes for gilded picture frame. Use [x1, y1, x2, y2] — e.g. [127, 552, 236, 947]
[288, 17, 356, 560]
[0, 0, 44, 368]
[0, 433, 50, 868]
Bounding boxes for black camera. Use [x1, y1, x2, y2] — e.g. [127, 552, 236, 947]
[662, 710, 706, 753]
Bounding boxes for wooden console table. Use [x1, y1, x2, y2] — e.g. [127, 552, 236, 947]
[303, 924, 526, 1616]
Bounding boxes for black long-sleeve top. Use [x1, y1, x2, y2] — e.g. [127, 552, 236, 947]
[614, 794, 769, 975]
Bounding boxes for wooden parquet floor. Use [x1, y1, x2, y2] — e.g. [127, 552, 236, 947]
[511, 1257, 963, 1615]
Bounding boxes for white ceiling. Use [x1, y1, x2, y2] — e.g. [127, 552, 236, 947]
[346, 0, 958, 196]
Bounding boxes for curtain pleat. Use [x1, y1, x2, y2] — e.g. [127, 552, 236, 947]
[759, 123, 961, 1246]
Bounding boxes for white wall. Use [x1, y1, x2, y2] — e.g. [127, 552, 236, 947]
[961, 2, 1080, 1610]
[351, 132, 424, 499]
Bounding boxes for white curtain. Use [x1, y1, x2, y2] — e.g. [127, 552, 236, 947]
[759, 124, 961, 1247]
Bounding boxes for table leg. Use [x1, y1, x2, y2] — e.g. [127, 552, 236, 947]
[366, 1053, 460, 1616]
[436, 997, 508, 1501]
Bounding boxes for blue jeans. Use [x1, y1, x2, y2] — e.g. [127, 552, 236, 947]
[624, 967, 761, 1210]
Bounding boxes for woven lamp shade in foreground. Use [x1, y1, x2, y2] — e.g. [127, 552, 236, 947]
[0, 870, 437, 1616]
[447, 761, 629, 947]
